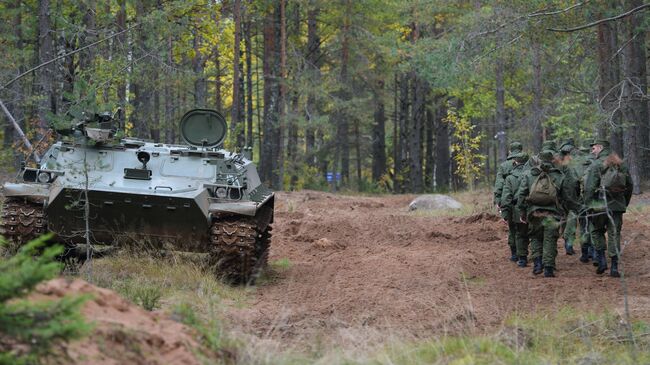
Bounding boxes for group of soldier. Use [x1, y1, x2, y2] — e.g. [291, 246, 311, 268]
[494, 138, 633, 278]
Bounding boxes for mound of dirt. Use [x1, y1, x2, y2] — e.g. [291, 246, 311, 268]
[33, 278, 212, 365]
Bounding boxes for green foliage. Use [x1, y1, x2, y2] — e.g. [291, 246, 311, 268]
[174, 302, 230, 355]
[119, 282, 163, 312]
[0, 235, 90, 364]
[445, 106, 486, 188]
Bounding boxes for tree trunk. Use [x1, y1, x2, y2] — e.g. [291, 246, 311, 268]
[495, 58, 506, 161]
[261, 2, 283, 189]
[231, 0, 243, 147]
[393, 73, 400, 192]
[626, 0, 649, 179]
[397, 73, 409, 193]
[337, 0, 351, 185]
[305, 2, 320, 167]
[372, 80, 387, 182]
[192, 28, 207, 108]
[131, 1, 151, 138]
[425, 103, 434, 190]
[531, 42, 543, 152]
[79, 0, 96, 72]
[37, 0, 56, 128]
[597, 19, 623, 150]
[2, 3, 24, 151]
[165, 34, 175, 144]
[622, 1, 645, 193]
[355, 120, 362, 190]
[435, 97, 450, 191]
[409, 72, 424, 193]
[214, 48, 222, 113]
[244, 4, 254, 150]
[115, 0, 126, 127]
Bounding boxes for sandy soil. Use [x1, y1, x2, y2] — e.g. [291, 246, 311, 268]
[226, 190, 650, 349]
[33, 278, 214, 365]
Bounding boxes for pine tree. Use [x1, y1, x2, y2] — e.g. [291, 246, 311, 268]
[0, 235, 90, 365]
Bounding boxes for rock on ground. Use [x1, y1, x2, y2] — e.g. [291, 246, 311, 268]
[408, 194, 463, 211]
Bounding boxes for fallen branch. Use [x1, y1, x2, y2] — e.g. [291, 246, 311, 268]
[0, 98, 40, 163]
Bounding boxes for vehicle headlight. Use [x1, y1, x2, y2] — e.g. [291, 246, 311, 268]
[37, 171, 51, 183]
[216, 187, 227, 198]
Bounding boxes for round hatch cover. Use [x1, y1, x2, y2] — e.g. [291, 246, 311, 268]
[180, 109, 228, 148]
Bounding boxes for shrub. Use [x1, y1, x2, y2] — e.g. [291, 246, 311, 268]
[0, 235, 90, 364]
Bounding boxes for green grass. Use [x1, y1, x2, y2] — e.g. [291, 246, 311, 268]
[82, 252, 250, 312]
[271, 257, 292, 271]
[353, 308, 650, 365]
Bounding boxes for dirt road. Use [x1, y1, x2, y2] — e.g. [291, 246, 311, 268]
[227, 190, 650, 348]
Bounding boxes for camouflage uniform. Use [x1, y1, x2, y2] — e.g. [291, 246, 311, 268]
[558, 139, 583, 255]
[583, 140, 633, 277]
[499, 152, 530, 267]
[541, 140, 557, 154]
[516, 150, 580, 277]
[494, 142, 523, 206]
[573, 147, 595, 262]
[494, 141, 523, 262]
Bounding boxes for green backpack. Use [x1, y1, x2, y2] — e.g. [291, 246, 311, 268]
[527, 171, 558, 206]
[601, 165, 627, 193]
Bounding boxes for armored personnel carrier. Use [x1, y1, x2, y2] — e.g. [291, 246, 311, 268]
[1, 109, 274, 283]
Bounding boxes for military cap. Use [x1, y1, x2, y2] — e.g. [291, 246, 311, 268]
[589, 139, 610, 148]
[509, 141, 523, 152]
[506, 141, 523, 159]
[560, 138, 575, 153]
[538, 150, 555, 163]
[513, 152, 529, 163]
[541, 140, 557, 152]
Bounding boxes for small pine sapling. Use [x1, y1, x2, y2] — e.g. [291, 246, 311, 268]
[0, 234, 90, 365]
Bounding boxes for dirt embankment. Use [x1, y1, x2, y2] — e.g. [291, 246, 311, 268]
[34, 278, 211, 365]
[226, 190, 650, 348]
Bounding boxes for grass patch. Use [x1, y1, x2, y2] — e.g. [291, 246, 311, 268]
[361, 308, 650, 365]
[228, 308, 650, 365]
[81, 252, 250, 313]
[271, 258, 292, 271]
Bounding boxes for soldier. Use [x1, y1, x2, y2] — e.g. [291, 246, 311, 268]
[516, 150, 579, 277]
[494, 141, 523, 262]
[500, 152, 530, 267]
[494, 141, 523, 206]
[558, 139, 584, 255]
[541, 140, 557, 154]
[583, 139, 633, 277]
[579, 147, 596, 263]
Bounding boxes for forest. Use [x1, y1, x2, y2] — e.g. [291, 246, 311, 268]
[0, 0, 648, 193]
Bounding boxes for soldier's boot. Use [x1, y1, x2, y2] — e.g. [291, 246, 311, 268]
[517, 256, 528, 268]
[579, 245, 590, 263]
[589, 246, 597, 266]
[509, 246, 517, 262]
[532, 257, 543, 275]
[543, 266, 555, 278]
[596, 249, 608, 275]
[610, 256, 620, 278]
[564, 240, 575, 255]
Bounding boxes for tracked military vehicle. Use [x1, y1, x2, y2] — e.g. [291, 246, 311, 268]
[1, 109, 274, 283]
